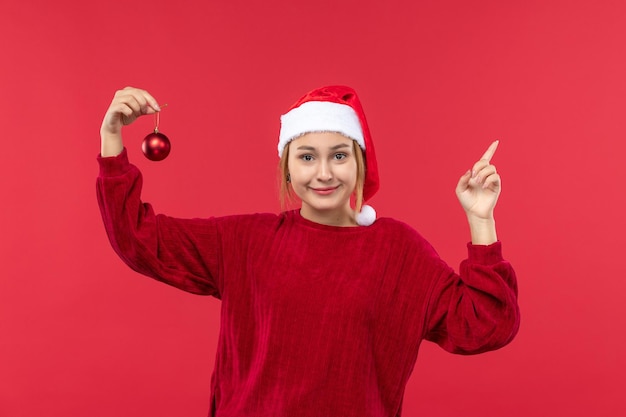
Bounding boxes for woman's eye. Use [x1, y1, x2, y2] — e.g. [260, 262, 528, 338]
[334, 153, 347, 160]
[301, 154, 314, 161]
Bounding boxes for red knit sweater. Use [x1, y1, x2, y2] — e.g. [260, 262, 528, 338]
[96, 149, 520, 417]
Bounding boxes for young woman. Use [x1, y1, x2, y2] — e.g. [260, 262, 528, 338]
[97, 85, 519, 417]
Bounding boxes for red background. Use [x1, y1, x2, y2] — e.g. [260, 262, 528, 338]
[1, 0, 625, 415]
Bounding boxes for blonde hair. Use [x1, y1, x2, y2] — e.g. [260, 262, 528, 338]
[278, 140, 366, 213]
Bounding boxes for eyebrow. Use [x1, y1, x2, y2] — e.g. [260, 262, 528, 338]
[296, 143, 351, 151]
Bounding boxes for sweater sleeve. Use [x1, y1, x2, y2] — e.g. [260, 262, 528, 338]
[96, 148, 221, 297]
[423, 241, 520, 354]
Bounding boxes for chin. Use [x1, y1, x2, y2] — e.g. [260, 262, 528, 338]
[305, 199, 351, 214]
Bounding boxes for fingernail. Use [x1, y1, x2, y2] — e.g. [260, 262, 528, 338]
[471, 170, 477, 178]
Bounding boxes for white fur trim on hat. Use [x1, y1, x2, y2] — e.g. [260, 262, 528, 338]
[355, 204, 376, 226]
[278, 101, 365, 157]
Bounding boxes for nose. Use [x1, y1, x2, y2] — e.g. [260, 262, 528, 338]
[317, 160, 333, 182]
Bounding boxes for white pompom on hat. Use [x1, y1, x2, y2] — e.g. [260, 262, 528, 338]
[278, 85, 379, 226]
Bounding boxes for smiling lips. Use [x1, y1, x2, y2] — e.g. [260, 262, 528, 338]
[311, 186, 339, 195]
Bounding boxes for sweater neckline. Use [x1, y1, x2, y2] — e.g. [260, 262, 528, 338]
[288, 209, 378, 232]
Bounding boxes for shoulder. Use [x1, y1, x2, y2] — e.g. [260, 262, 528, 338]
[212, 212, 284, 230]
[374, 216, 425, 239]
[185, 210, 301, 234]
[372, 216, 439, 255]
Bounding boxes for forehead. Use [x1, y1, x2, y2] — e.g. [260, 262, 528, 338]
[291, 131, 354, 148]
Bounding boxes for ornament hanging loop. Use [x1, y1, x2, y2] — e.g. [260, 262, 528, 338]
[154, 103, 168, 133]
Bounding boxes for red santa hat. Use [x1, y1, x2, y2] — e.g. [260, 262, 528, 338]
[278, 85, 379, 226]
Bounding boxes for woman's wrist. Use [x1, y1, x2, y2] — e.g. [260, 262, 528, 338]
[100, 132, 124, 157]
[467, 215, 497, 245]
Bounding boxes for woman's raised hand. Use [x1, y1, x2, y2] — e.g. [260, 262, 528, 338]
[100, 87, 161, 157]
[456, 140, 502, 222]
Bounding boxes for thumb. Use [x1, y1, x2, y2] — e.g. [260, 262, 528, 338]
[456, 170, 472, 194]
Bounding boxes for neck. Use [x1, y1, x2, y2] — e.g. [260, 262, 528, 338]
[299, 207, 357, 227]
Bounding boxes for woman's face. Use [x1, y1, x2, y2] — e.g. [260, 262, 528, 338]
[287, 132, 357, 226]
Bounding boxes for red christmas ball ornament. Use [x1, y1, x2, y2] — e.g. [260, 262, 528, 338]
[142, 104, 171, 161]
[142, 129, 171, 161]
